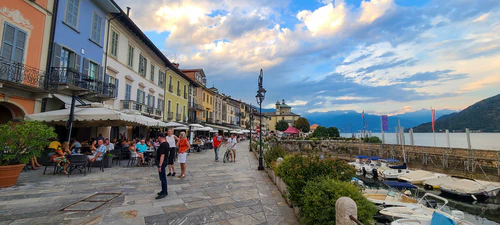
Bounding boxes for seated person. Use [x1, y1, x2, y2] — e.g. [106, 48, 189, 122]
[70, 139, 81, 154]
[87, 140, 106, 164]
[135, 139, 147, 166]
[48, 138, 61, 151]
[51, 146, 70, 175]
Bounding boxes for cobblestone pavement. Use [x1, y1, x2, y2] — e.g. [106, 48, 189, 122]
[0, 140, 298, 225]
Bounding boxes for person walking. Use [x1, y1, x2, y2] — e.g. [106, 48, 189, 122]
[212, 133, 222, 161]
[225, 134, 238, 162]
[166, 129, 179, 176]
[156, 133, 169, 200]
[176, 132, 190, 178]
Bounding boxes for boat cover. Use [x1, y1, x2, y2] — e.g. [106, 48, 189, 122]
[370, 157, 381, 160]
[389, 163, 407, 170]
[384, 181, 417, 189]
[356, 156, 369, 159]
[399, 170, 434, 180]
[383, 158, 399, 163]
[440, 177, 486, 194]
[430, 212, 456, 225]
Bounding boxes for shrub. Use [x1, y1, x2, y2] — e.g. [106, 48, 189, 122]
[274, 153, 356, 207]
[327, 127, 340, 138]
[312, 126, 328, 138]
[263, 144, 287, 169]
[301, 178, 378, 225]
[0, 121, 57, 166]
[363, 136, 382, 143]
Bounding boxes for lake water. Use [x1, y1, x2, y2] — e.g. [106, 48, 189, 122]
[341, 132, 500, 151]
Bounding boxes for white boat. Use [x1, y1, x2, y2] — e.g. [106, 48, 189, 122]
[398, 170, 447, 185]
[391, 210, 473, 225]
[439, 177, 500, 202]
[364, 181, 420, 208]
[348, 156, 380, 175]
[381, 168, 413, 179]
[379, 193, 449, 221]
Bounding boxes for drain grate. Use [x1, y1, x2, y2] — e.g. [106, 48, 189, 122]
[60, 193, 122, 211]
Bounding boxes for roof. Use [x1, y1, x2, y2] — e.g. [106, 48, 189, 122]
[280, 103, 291, 108]
[109, 1, 198, 87]
[181, 69, 206, 77]
[310, 124, 319, 130]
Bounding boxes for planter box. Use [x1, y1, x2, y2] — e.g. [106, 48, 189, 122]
[269, 170, 276, 184]
[91, 157, 113, 168]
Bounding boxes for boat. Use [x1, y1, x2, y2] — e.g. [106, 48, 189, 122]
[424, 176, 454, 190]
[349, 156, 381, 176]
[439, 177, 500, 202]
[379, 193, 449, 221]
[381, 168, 412, 180]
[398, 170, 447, 185]
[364, 181, 419, 208]
[391, 211, 473, 225]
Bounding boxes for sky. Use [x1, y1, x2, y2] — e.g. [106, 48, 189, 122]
[115, 0, 500, 116]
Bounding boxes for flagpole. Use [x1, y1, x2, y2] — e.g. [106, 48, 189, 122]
[432, 107, 436, 147]
[362, 110, 366, 138]
[380, 115, 385, 144]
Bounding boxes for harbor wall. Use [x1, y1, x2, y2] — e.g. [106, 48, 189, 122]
[271, 140, 500, 182]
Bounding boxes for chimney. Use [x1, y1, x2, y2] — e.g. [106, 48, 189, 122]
[126, 7, 131, 16]
[172, 63, 179, 68]
[282, 99, 285, 104]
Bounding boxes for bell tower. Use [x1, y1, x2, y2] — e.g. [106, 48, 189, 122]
[275, 100, 281, 115]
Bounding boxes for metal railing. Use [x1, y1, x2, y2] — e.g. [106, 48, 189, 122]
[177, 89, 181, 96]
[155, 109, 163, 117]
[176, 113, 181, 121]
[168, 85, 173, 92]
[184, 92, 187, 99]
[167, 112, 173, 120]
[49, 67, 114, 98]
[0, 56, 46, 89]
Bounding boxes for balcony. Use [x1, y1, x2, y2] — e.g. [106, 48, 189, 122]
[48, 67, 114, 100]
[184, 92, 187, 99]
[168, 85, 173, 93]
[167, 112, 173, 120]
[176, 113, 181, 121]
[120, 100, 162, 118]
[183, 115, 187, 122]
[240, 112, 246, 118]
[177, 89, 181, 96]
[0, 56, 46, 91]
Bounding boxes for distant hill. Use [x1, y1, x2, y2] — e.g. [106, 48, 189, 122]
[413, 94, 500, 132]
[303, 109, 457, 132]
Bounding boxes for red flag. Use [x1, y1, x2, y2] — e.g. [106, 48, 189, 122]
[362, 110, 365, 119]
[431, 109, 436, 132]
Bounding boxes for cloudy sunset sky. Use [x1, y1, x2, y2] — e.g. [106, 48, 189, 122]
[115, 0, 500, 115]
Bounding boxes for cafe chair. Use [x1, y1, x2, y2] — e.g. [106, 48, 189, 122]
[67, 155, 87, 176]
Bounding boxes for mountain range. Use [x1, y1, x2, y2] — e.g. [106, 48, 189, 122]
[413, 93, 500, 132]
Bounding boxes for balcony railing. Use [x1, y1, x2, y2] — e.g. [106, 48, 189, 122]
[184, 92, 187, 99]
[167, 112, 173, 120]
[155, 108, 163, 117]
[121, 100, 162, 118]
[183, 115, 187, 122]
[177, 89, 181, 96]
[168, 85, 173, 92]
[0, 56, 46, 89]
[48, 67, 114, 98]
[176, 113, 181, 121]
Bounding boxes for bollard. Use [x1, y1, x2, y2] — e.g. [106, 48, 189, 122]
[336, 197, 358, 225]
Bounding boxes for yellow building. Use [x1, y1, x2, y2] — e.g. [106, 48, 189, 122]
[202, 88, 214, 123]
[164, 66, 191, 122]
[264, 99, 301, 131]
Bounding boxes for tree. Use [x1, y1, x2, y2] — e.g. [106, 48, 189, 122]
[312, 126, 328, 138]
[327, 127, 340, 138]
[276, 120, 289, 132]
[294, 117, 310, 133]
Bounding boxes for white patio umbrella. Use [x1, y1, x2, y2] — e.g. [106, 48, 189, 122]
[189, 123, 204, 128]
[195, 127, 213, 132]
[241, 129, 251, 133]
[173, 126, 190, 130]
[209, 130, 218, 133]
[165, 122, 184, 127]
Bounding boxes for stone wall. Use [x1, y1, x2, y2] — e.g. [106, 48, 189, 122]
[272, 140, 500, 181]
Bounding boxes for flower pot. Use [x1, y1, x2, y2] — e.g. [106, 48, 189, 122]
[0, 164, 25, 188]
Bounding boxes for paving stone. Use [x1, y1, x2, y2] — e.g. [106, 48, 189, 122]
[163, 204, 189, 214]
[227, 215, 261, 225]
[185, 199, 212, 209]
[208, 197, 234, 206]
[177, 207, 213, 218]
[251, 212, 267, 223]
[144, 212, 179, 225]
[198, 211, 231, 223]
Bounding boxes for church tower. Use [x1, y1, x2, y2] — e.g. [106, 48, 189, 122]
[275, 100, 281, 115]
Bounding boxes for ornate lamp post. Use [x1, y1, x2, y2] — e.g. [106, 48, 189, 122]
[256, 69, 266, 170]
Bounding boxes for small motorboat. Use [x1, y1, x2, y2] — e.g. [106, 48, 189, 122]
[349, 156, 380, 175]
[424, 176, 454, 190]
[379, 193, 449, 221]
[398, 170, 447, 185]
[391, 211, 473, 225]
[439, 177, 500, 202]
[381, 168, 412, 180]
[364, 181, 419, 208]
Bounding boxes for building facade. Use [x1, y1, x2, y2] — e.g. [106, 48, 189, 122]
[0, 0, 54, 123]
[181, 68, 205, 123]
[166, 63, 191, 122]
[209, 86, 223, 125]
[265, 99, 300, 131]
[201, 88, 214, 123]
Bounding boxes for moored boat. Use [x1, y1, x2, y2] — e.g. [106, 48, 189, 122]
[439, 177, 500, 202]
[398, 170, 447, 185]
[379, 193, 449, 221]
[364, 181, 419, 208]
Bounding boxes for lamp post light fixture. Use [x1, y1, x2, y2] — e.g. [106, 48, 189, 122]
[256, 69, 266, 170]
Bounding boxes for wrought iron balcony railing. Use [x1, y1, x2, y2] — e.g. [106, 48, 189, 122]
[184, 92, 187, 99]
[155, 108, 163, 117]
[167, 112, 173, 120]
[176, 113, 181, 121]
[0, 56, 45, 89]
[168, 85, 173, 93]
[177, 89, 181, 96]
[49, 67, 114, 98]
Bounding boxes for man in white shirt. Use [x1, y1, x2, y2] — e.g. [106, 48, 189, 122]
[224, 134, 238, 162]
[104, 138, 114, 151]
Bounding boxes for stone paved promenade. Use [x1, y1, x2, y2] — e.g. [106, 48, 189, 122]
[0, 141, 298, 225]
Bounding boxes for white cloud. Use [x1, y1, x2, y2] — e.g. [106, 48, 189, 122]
[359, 0, 395, 23]
[297, 3, 347, 36]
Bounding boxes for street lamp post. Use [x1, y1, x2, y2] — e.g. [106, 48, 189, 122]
[256, 69, 266, 170]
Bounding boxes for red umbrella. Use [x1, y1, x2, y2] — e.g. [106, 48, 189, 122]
[283, 126, 300, 134]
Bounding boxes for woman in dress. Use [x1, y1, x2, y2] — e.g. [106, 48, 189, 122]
[51, 145, 70, 175]
[176, 132, 190, 178]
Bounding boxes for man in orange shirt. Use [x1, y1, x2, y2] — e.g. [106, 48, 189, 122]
[212, 133, 222, 161]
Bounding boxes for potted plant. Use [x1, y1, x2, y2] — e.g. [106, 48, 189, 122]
[0, 121, 56, 187]
[91, 153, 113, 168]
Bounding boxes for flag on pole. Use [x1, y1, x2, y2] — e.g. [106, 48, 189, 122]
[362, 110, 365, 119]
[381, 115, 388, 131]
[431, 108, 436, 132]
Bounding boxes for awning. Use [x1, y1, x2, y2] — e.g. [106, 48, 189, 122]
[284, 126, 300, 134]
[134, 114, 168, 127]
[205, 124, 233, 131]
[165, 122, 184, 127]
[173, 126, 190, 130]
[25, 105, 146, 127]
[53, 94, 94, 108]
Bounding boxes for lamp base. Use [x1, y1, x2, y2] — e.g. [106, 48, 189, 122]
[258, 166, 264, 170]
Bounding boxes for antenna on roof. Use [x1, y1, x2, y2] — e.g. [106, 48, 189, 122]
[172, 52, 177, 63]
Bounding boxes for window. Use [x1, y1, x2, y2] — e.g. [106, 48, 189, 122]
[1, 23, 26, 63]
[183, 85, 187, 98]
[90, 12, 102, 43]
[125, 84, 131, 100]
[157, 99, 164, 110]
[65, 0, 80, 28]
[147, 94, 153, 106]
[110, 30, 118, 57]
[127, 44, 134, 67]
[137, 90, 145, 104]
[177, 81, 180, 96]
[138, 54, 147, 76]
[158, 71, 165, 86]
[167, 100, 171, 113]
[150, 64, 155, 81]
[88, 61, 98, 79]
[60, 48, 76, 69]
[168, 76, 173, 92]
[108, 76, 115, 85]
